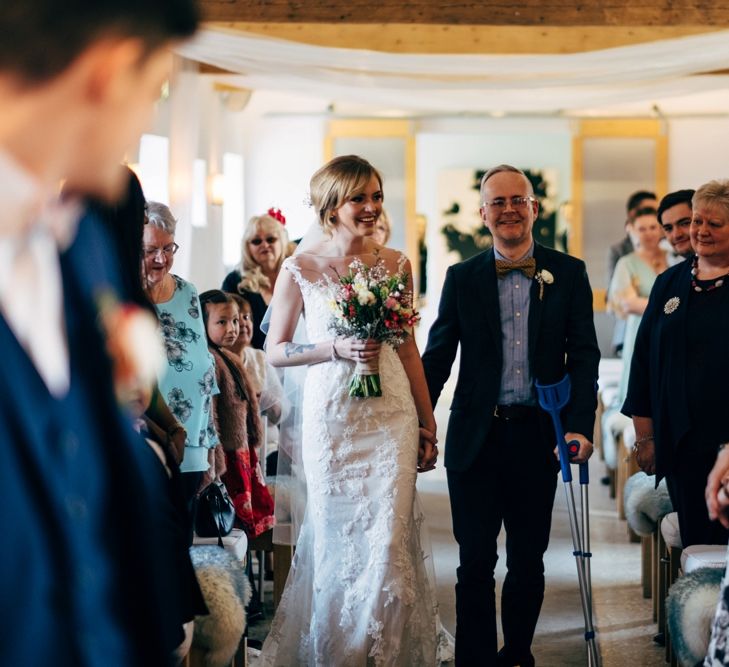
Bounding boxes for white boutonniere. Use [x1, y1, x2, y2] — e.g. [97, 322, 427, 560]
[534, 269, 554, 301]
[663, 296, 680, 314]
[97, 291, 165, 405]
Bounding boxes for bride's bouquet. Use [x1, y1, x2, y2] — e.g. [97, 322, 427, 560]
[329, 256, 420, 397]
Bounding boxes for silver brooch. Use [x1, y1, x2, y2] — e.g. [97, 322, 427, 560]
[663, 297, 680, 314]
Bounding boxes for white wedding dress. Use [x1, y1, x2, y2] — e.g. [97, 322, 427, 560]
[259, 258, 453, 667]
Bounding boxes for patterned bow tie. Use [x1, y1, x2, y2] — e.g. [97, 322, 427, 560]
[495, 257, 536, 279]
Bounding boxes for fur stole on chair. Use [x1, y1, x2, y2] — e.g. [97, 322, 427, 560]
[667, 566, 723, 666]
[190, 546, 251, 667]
[624, 471, 673, 537]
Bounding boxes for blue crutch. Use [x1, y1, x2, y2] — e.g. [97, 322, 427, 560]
[535, 375, 600, 667]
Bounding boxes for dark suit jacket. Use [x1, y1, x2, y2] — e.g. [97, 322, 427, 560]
[0, 213, 186, 666]
[422, 243, 600, 473]
[621, 260, 728, 480]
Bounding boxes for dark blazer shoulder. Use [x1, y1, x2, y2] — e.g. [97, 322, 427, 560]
[535, 243, 585, 269]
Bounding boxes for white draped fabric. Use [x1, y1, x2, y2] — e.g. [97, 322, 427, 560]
[175, 27, 729, 113]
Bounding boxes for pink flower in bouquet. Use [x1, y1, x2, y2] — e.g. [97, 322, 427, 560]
[330, 255, 419, 397]
[384, 296, 401, 311]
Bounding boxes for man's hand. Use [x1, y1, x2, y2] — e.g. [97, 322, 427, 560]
[418, 426, 438, 473]
[554, 432, 593, 465]
[706, 446, 729, 527]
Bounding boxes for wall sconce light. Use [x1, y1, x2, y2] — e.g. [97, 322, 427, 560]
[209, 173, 225, 206]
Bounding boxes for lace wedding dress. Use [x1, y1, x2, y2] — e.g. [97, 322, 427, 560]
[259, 258, 453, 666]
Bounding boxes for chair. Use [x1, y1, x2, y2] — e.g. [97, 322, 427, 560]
[666, 564, 724, 667]
[623, 471, 672, 601]
[186, 544, 252, 667]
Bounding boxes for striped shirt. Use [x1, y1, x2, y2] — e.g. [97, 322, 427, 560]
[494, 243, 535, 405]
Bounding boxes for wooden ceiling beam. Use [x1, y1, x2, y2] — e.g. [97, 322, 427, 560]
[200, 1, 729, 27]
[209, 22, 720, 54]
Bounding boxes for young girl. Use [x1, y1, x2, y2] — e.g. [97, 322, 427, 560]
[199, 290, 275, 540]
[228, 293, 286, 470]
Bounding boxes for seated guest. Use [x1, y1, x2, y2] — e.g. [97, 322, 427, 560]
[228, 293, 287, 443]
[608, 190, 658, 356]
[142, 201, 220, 537]
[608, 190, 658, 284]
[222, 210, 290, 349]
[657, 189, 695, 264]
[608, 207, 667, 404]
[372, 208, 392, 246]
[623, 180, 729, 548]
[199, 290, 275, 541]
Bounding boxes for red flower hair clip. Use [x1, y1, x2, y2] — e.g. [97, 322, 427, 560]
[267, 207, 286, 226]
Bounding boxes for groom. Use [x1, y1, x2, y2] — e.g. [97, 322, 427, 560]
[422, 165, 600, 666]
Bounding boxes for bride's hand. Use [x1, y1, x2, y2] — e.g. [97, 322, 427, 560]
[334, 337, 382, 362]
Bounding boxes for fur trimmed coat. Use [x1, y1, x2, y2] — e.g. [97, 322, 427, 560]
[210, 346, 274, 539]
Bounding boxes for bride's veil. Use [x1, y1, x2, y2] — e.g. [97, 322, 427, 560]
[261, 222, 324, 546]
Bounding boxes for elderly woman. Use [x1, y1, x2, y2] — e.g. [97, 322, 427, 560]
[622, 180, 729, 549]
[222, 211, 290, 349]
[143, 201, 220, 523]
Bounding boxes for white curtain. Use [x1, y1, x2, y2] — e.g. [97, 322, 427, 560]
[175, 27, 729, 113]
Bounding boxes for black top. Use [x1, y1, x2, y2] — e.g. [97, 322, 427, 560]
[685, 281, 729, 447]
[623, 260, 729, 479]
[222, 270, 268, 350]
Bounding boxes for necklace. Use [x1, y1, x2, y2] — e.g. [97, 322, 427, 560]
[691, 255, 729, 292]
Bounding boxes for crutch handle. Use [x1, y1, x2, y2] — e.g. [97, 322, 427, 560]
[567, 440, 591, 484]
[567, 440, 580, 458]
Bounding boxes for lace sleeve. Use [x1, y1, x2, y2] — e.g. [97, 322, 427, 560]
[282, 256, 306, 288]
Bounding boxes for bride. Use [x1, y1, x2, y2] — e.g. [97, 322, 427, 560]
[260, 155, 452, 666]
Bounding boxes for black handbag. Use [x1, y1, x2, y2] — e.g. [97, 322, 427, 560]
[195, 481, 235, 547]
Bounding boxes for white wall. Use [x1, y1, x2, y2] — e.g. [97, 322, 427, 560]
[242, 111, 326, 249]
[415, 118, 574, 337]
[668, 118, 729, 189]
[136, 80, 326, 294]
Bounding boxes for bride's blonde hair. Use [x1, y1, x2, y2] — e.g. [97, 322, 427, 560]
[310, 155, 383, 235]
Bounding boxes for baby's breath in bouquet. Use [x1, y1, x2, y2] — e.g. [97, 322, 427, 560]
[329, 256, 420, 397]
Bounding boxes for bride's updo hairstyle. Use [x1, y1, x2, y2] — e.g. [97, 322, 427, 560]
[310, 155, 383, 235]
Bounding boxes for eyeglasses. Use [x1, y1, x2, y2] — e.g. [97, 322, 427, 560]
[482, 196, 535, 211]
[142, 243, 179, 259]
[661, 218, 691, 234]
[249, 236, 279, 246]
